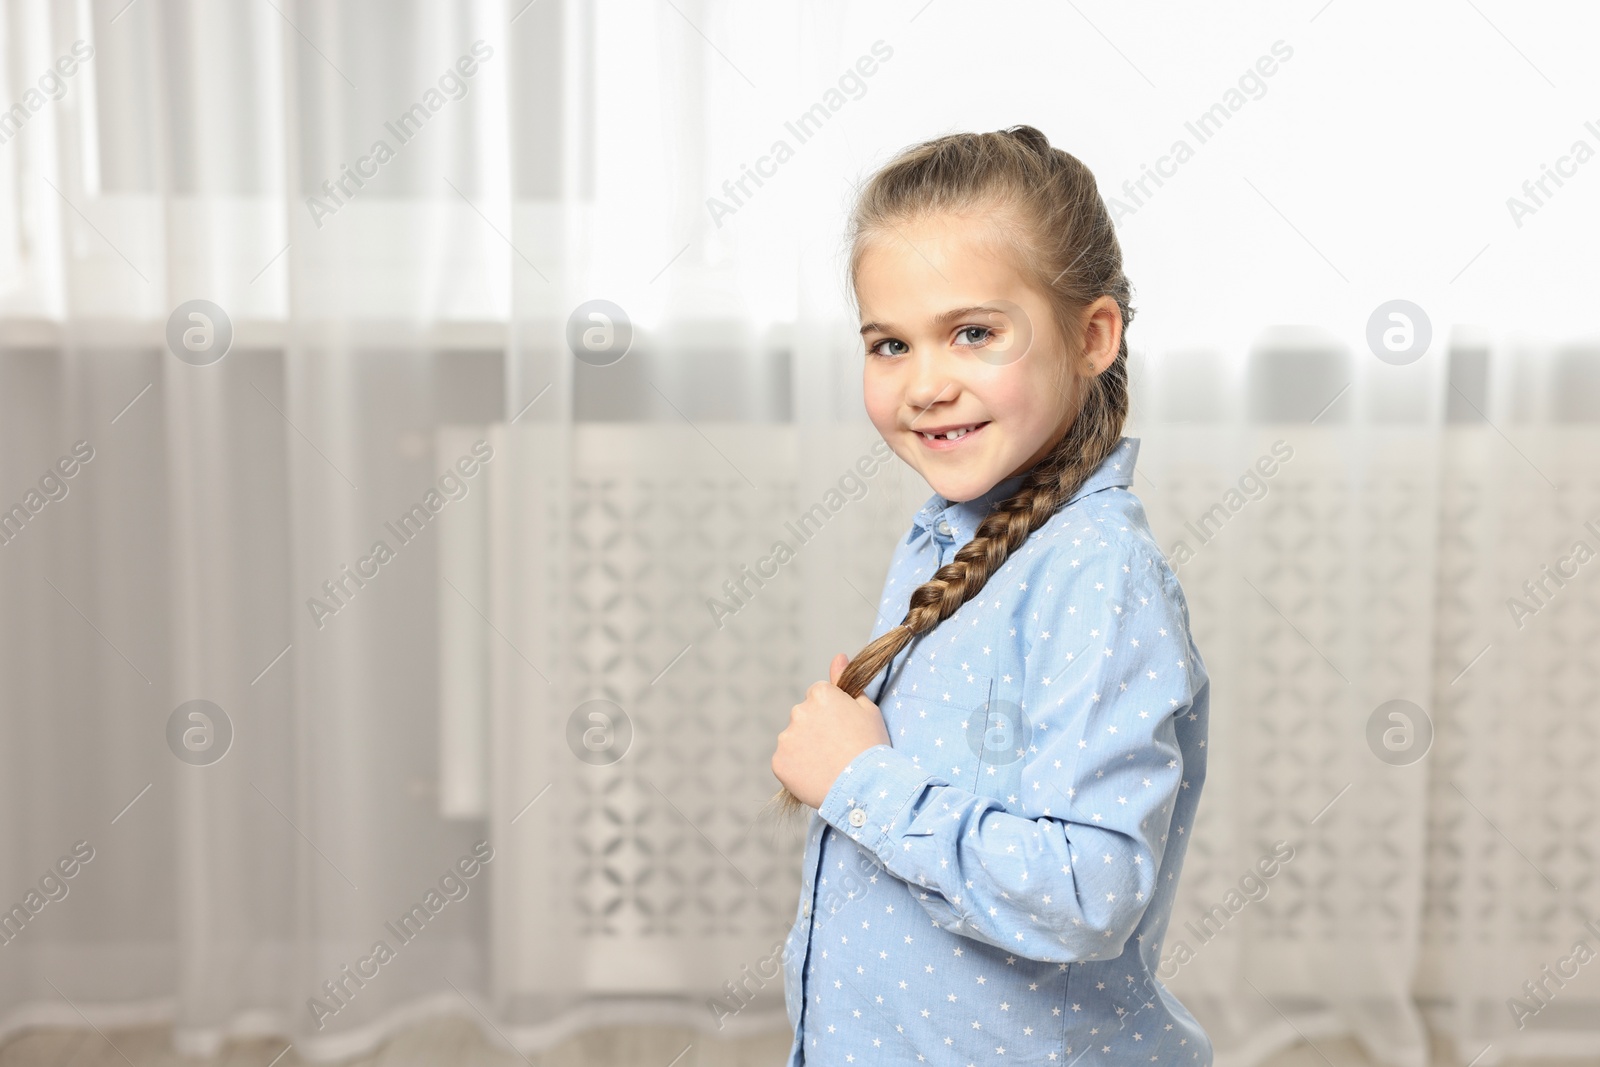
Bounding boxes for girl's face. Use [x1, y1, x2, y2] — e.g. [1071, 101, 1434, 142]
[856, 210, 1121, 503]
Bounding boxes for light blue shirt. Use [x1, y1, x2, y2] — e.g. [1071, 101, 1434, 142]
[783, 437, 1212, 1066]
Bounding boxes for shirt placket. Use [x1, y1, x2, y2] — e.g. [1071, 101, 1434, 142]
[931, 513, 957, 565]
[782, 841, 815, 1064]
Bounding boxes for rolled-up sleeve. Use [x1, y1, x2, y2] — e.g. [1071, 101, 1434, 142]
[816, 537, 1199, 963]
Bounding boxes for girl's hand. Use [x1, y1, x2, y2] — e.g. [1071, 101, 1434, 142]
[772, 653, 891, 809]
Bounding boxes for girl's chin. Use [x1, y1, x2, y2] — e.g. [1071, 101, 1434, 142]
[923, 470, 1007, 504]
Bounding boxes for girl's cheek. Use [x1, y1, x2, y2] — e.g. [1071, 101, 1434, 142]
[861, 376, 899, 437]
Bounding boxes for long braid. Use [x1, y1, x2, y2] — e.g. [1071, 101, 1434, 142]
[769, 125, 1134, 817]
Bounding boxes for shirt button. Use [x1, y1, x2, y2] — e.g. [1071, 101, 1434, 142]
[802, 899, 811, 917]
[848, 807, 867, 827]
[936, 519, 954, 537]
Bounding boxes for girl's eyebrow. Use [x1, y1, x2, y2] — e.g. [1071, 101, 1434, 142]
[859, 305, 1005, 336]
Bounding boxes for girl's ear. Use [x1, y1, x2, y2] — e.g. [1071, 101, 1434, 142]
[1079, 295, 1122, 377]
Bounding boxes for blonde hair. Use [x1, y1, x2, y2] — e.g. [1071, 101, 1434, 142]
[771, 125, 1134, 816]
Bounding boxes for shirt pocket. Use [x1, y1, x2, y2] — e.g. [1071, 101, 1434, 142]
[879, 665, 1001, 797]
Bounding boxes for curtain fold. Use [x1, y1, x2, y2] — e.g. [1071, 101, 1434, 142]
[1, 1, 1597, 1065]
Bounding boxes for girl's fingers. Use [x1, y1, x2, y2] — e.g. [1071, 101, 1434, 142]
[829, 652, 849, 687]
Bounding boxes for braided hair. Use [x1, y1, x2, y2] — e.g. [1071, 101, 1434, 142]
[771, 125, 1134, 816]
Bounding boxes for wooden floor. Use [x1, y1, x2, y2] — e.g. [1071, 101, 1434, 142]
[0, 1019, 1592, 1067]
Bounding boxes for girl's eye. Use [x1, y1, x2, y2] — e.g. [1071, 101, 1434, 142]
[955, 325, 995, 348]
[866, 328, 994, 358]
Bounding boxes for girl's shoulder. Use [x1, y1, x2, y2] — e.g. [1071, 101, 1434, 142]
[999, 485, 1200, 673]
[1021, 482, 1164, 567]
[1006, 438, 1168, 575]
[1006, 483, 1183, 611]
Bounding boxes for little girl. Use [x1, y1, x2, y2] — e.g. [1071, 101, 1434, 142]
[769, 125, 1211, 1065]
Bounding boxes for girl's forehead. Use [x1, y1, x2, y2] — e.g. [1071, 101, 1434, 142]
[863, 243, 1024, 288]
[860, 208, 1024, 258]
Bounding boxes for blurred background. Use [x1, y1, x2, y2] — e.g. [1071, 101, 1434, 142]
[1, 1, 1597, 1065]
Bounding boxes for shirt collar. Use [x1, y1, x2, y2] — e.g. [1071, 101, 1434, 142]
[906, 436, 1141, 546]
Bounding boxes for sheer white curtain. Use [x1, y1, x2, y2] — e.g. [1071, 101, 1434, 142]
[1, 1, 1597, 1065]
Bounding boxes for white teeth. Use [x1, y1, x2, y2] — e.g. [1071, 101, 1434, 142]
[921, 426, 974, 442]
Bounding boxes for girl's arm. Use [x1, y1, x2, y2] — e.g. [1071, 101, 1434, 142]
[815, 537, 1202, 964]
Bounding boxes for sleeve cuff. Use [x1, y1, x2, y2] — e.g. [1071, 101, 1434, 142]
[817, 744, 934, 856]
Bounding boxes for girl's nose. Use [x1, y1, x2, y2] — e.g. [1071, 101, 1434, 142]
[905, 352, 958, 412]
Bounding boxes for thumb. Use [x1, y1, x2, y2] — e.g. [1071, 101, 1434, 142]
[829, 652, 849, 688]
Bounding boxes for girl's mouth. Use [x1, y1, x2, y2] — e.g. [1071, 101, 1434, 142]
[914, 421, 989, 451]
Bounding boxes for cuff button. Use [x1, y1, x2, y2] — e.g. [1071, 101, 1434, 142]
[848, 807, 867, 827]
